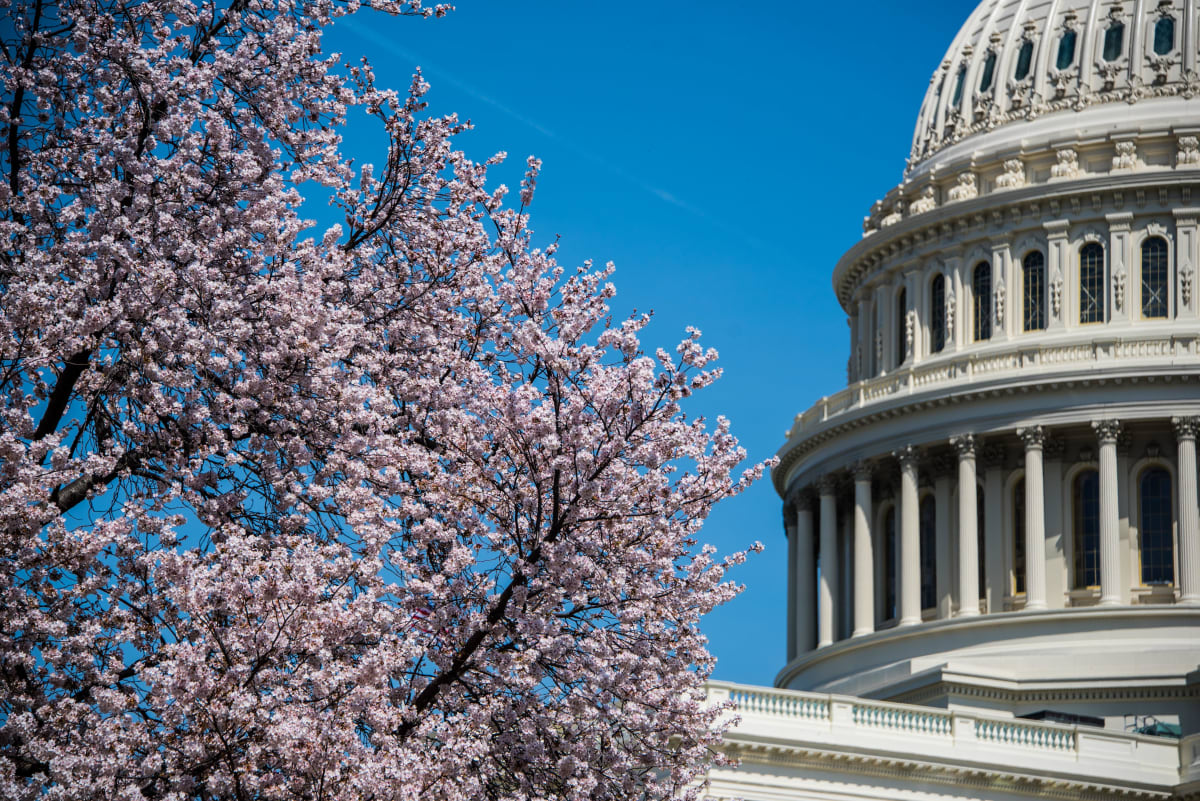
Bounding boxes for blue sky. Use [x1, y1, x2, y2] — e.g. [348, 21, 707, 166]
[325, 1, 973, 687]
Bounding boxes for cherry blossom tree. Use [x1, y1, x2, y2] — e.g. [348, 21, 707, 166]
[0, 0, 763, 798]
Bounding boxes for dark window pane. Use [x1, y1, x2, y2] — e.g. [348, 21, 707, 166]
[1141, 237, 1169, 318]
[1057, 29, 1077, 70]
[896, 288, 908, 366]
[1074, 471, 1100, 588]
[952, 66, 967, 107]
[920, 495, 936, 610]
[885, 507, 897, 618]
[1015, 41, 1033, 80]
[1023, 251, 1046, 331]
[931, 274, 946, 353]
[1080, 243, 1105, 323]
[1014, 478, 1026, 595]
[1140, 468, 1173, 584]
[977, 485, 986, 598]
[1103, 22, 1124, 61]
[973, 261, 992, 341]
[1154, 16, 1175, 55]
[980, 51, 997, 92]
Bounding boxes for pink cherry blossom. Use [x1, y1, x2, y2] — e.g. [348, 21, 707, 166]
[0, 1, 765, 799]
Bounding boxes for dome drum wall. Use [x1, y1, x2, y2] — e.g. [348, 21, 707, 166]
[772, 0, 1200, 736]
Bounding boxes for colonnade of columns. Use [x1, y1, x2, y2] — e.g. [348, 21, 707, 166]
[785, 416, 1200, 658]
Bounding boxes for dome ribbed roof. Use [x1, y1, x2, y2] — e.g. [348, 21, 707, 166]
[910, 0, 1200, 174]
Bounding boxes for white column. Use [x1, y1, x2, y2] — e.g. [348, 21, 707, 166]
[982, 445, 1005, 614]
[1018, 426, 1047, 610]
[794, 499, 816, 654]
[1093, 419, 1123, 606]
[817, 477, 838, 647]
[853, 462, 875, 636]
[952, 434, 981, 616]
[895, 446, 922, 626]
[1174, 417, 1200, 603]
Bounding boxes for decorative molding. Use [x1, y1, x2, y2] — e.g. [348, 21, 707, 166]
[1173, 415, 1200, 440]
[1017, 425, 1045, 449]
[996, 158, 1027, 189]
[948, 171, 979, 202]
[1178, 135, 1200, 166]
[1111, 139, 1137, 171]
[1092, 418, 1123, 444]
[909, 185, 937, 215]
[950, 433, 976, 458]
[1050, 148, 1079, 179]
[994, 282, 1006, 327]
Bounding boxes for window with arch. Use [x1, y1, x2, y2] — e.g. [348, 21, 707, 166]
[1073, 470, 1101, 589]
[1079, 242, 1106, 324]
[979, 51, 997, 92]
[1022, 250, 1046, 331]
[1056, 28, 1077, 70]
[896, 288, 908, 366]
[1141, 236, 1169, 319]
[972, 261, 992, 341]
[884, 505, 897, 619]
[1014, 40, 1034, 80]
[1013, 478, 1026, 595]
[919, 494, 936, 610]
[1103, 22, 1125, 61]
[930, 274, 946, 353]
[1140, 467, 1174, 585]
[1154, 15, 1175, 55]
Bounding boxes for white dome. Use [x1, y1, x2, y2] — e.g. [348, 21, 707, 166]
[910, 0, 1200, 174]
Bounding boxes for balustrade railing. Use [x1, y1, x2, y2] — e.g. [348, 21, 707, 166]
[789, 333, 1197, 439]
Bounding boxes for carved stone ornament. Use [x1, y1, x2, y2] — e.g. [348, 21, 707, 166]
[950, 433, 976, 458]
[1173, 416, 1200, 440]
[815, 475, 839, 496]
[1042, 436, 1066, 461]
[909, 185, 937, 215]
[1092, 418, 1123, 444]
[1051, 148, 1080, 179]
[1149, 54, 1175, 84]
[1181, 262, 1194, 306]
[1113, 267, 1127, 311]
[855, 344, 863, 377]
[1016, 425, 1045, 449]
[996, 158, 1026, 189]
[875, 330, 883, 366]
[994, 282, 1006, 327]
[853, 461, 874, 482]
[1112, 140, 1137, 171]
[1050, 273, 1064, 316]
[894, 445, 919, 469]
[1179, 136, 1200, 166]
[948, 171, 979, 202]
[1097, 60, 1124, 91]
[945, 288, 956, 339]
[905, 309, 916, 351]
[881, 201, 904, 228]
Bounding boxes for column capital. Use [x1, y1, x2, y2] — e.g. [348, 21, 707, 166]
[893, 445, 920, 469]
[1017, 425, 1045, 450]
[1092, 418, 1123, 444]
[950, 433, 976, 458]
[852, 461, 873, 482]
[1173, 415, 1200, 441]
[792, 491, 815, 512]
[816, 475, 839, 496]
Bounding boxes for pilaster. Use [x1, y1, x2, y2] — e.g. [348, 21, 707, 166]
[1173, 208, 1199, 321]
[817, 476, 838, 647]
[1042, 435, 1067, 609]
[1044, 220, 1071, 333]
[1106, 212, 1133, 325]
[853, 462, 875, 636]
[982, 443, 1005, 614]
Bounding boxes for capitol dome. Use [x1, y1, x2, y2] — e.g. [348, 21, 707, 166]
[703, 3, 1200, 800]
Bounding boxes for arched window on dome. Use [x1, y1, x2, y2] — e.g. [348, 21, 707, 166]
[1056, 29, 1077, 70]
[1073, 469, 1100, 589]
[1141, 236, 1169, 319]
[1012, 478, 1026, 596]
[919, 494, 936, 611]
[979, 51, 997, 93]
[951, 65, 967, 108]
[1139, 467, 1174, 585]
[972, 261, 992, 341]
[1154, 15, 1175, 55]
[1079, 242, 1106, 324]
[896, 288, 908, 366]
[884, 505, 897, 619]
[930, 274, 946, 354]
[1022, 251, 1046, 331]
[1103, 21, 1125, 61]
[1014, 40, 1034, 81]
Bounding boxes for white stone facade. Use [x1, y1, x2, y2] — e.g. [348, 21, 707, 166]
[709, 2, 1200, 799]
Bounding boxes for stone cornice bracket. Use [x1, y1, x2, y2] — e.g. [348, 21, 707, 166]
[1092, 418, 1123, 444]
[1173, 415, 1200, 440]
[1017, 425, 1046, 450]
[950, 433, 976, 458]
